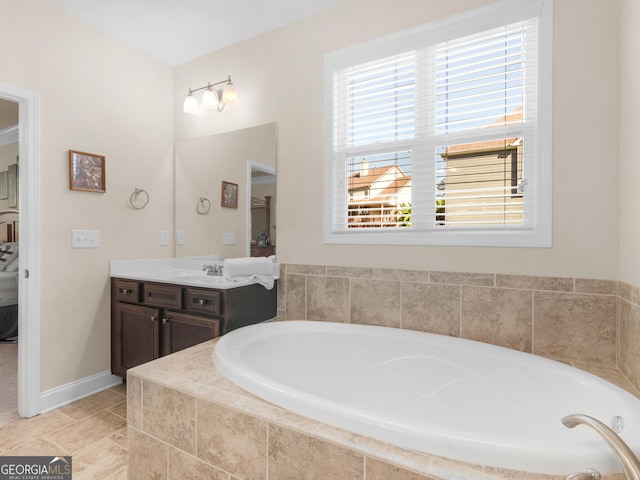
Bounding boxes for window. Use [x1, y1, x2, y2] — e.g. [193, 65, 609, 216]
[324, 0, 552, 247]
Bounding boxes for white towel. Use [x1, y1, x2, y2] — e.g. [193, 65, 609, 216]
[223, 256, 276, 289]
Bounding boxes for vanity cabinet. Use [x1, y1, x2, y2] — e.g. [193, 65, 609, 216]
[112, 303, 160, 376]
[111, 277, 276, 377]
[250, 245, 275, 257]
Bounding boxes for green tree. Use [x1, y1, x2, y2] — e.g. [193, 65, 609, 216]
[397, 202, 412, 227]
[395, 199, 446, 227]
[436, 198, 445, 224]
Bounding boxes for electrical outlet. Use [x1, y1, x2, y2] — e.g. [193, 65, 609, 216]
[160, 230, 170, 246]
[223, 232, 236, 245]
[72, 229, 100, 248]
[176, 230, 185, 246]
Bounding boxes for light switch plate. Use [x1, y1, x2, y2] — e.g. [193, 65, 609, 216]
[160, 230, 170, 246]
[72, 229, 100, 248]
[223, 232, 236, 245]
[176, 230, 185, 246]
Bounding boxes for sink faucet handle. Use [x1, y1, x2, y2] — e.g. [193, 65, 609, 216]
[202, 264, 222, 275]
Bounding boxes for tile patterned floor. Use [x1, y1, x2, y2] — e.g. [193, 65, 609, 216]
[0, 383, 128, 479]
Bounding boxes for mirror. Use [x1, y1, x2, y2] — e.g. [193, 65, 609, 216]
[175, 122, 277, 259]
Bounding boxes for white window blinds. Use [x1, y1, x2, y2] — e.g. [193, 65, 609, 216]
[333, 52, 418, 228]
[324, 0, 552, 247]
[433, 20, 537, 227]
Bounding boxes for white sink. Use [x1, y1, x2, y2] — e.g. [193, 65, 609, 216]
[165, 270, 250, 288]
[171, 273, 232, 285]
[113, 269, 251, 289]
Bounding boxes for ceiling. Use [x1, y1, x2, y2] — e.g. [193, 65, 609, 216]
[48, 0, 347, 66]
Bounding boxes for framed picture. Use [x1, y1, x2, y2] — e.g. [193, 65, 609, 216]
[69, 150, 105, 193]
[221, 181, 238, 208]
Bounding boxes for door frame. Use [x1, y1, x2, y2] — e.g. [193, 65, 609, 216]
[0, 81, 42, 418]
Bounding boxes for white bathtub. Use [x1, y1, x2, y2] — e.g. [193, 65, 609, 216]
[213, 320, 640, 475]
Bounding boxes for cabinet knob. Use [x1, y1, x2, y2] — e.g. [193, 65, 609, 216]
[150, 316, 157, 322]
[197, 299, 207, 305]
[162, 318, 167, 325]
[120, 288, 132, 294]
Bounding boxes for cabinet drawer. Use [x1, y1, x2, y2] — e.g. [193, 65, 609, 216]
[142, 283, 182, 309]
[113, 280, 141, 303]
[184, 288, 221, 315]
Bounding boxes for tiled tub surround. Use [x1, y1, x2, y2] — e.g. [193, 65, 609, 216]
[127, 264, 640, 479]
[128, 338, 637, 480]
[279, 264, 640, 392]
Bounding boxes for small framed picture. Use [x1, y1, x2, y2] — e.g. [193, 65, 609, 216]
[221, 181, 238, 208]
[69, 150, 105, 193]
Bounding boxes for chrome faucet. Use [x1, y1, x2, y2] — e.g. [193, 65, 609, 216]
[202, 264, 223, 276]
[566, 469, 601, 480]
[562, 414, 640, 480]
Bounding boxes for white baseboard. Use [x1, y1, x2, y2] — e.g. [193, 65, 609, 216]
[40, 370, 123, 413]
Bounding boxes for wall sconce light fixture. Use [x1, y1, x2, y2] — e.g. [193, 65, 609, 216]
[183, 75, 238, 114]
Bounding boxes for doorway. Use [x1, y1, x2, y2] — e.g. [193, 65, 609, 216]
[0, 81, 42, 418]
[246, 160, 276, 257]
[0, 99, 19, 425]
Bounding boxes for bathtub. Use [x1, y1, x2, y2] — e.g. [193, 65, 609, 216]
[213, 320, 640, 475]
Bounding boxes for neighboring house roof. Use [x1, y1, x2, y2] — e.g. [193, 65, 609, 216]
[494, 105, 524, 126]
[442, 137, 520, 157]
[348, 163, 411, 206]
[441, 106, 523, 157]
[378, 176, 411, 198]
[348, 164, 406, 190]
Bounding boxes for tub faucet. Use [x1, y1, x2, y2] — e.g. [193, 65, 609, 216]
[562, 414, 640, 480]
[202, 264, 223, 276]
[566, 469, 601, 480]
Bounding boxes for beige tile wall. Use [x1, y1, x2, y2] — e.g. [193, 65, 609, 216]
[279, 264, 640, 390]
[124, 266, 640, 480]
[618, 282, 640, 389]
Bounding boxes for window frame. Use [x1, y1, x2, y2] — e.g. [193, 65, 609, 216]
[323, 0, 553, 247]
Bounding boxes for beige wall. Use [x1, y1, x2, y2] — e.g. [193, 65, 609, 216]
[1, 0, 634, 396]
[174, 0, 621, 280]
[0, 0, 174, 390]
[0, 98, 17, 129]
[619, 0, 640, 287]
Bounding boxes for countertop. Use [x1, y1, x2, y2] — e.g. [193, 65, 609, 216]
[110, 257, 278, 290]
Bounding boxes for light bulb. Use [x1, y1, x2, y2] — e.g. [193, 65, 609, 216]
[183, 92, 198, 114]
[202, 86, 219, 109]
[222, 80, 238, 105]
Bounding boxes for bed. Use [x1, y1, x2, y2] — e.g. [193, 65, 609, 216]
[0, 209, 18, 342]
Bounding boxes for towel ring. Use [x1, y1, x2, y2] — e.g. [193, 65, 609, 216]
[197, 197, 211, 214]
[129, 188, 149, 210]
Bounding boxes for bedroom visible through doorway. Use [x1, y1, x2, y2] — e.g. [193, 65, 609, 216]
[0, 80, 42, 419]
[0, 98, 19, 426]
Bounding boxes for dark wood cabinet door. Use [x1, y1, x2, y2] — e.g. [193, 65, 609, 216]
[112, 303, 160, 376]
[162, 311, 220, 356]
